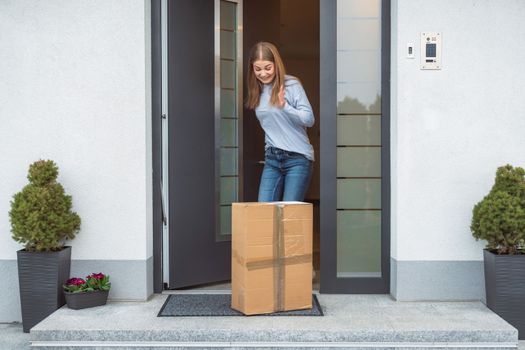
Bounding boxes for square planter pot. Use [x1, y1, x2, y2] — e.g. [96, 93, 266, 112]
[484, 249, 525, 339]
[64, 290, 109, 310]
[17, 246, 71, 333]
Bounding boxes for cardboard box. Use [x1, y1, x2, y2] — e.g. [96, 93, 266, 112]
[231, 202, 313, 315]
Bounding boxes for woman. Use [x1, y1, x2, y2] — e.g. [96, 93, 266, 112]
[246, 42, 315, 202]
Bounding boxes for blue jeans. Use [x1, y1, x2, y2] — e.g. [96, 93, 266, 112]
[258, 147, 313, 202]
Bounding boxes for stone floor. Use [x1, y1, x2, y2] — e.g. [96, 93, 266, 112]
[2, 276, 522, 349]
[4, 292, 517, 349]
[2, 322, 31, 349]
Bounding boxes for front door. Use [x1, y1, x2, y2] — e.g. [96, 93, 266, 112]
[167, 0, 283, 289]
[167, 0, 239, 288]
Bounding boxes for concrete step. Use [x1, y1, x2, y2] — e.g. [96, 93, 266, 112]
[30, 294, 518, 349]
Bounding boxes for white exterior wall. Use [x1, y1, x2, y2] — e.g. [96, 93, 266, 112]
[0, 0, 152, 321]
[391, 0, 525, 299]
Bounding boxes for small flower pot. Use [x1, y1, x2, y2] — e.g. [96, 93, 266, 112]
[64, 290, 109, 310]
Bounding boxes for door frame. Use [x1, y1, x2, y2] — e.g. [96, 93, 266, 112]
[152, 0, 163, 293]
[151, 0, 391, 294]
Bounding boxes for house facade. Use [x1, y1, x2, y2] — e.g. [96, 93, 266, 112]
[1, 0, 524, 323]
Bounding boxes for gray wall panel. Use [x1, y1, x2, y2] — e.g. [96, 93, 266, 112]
[392, 259, 485, 302]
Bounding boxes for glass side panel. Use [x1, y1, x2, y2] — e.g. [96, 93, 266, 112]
[220, 1, 236, 31]
[335, 0, 383, 279]
[220, 118, 237, 147]
[337, 82, 381, 114]
[336, 179, 381, 209]
[220, 89, 236, 118]
[337, 19, 380, 51]
[337, 115, 381, 145]
[220, 205, 232, 236]
[220, 148, 237, 177]
[337, 50, 380, 83]
[337, 210, 381, 277]
[220, 30, 235, 60]
[338, 0, 380, 18]
[220, 177, 238, 205]
[220, 60, 235, 89]
[337, 147, 381, 178]
[217, 0, 239, 238]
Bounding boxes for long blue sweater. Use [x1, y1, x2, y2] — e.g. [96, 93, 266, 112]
[255, 75, 315, 161]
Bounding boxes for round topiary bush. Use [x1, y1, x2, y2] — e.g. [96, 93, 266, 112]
[9, 160, 81, 252]
[471, 164, 525, 254]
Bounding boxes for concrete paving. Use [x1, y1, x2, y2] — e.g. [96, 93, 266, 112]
[1, 322, 31, 349]
[19, 293, 520, 349]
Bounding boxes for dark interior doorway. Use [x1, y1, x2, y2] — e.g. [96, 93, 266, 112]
[243, 0, 321, 281]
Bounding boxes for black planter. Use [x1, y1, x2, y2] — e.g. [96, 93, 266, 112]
[17, 246, 71, 333]
[64, 290, 109, 310]
[483, 249, 525, 339]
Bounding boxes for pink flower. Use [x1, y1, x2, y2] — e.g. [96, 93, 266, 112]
[87, 273, 105, 280]
[66, 278, 85, 286]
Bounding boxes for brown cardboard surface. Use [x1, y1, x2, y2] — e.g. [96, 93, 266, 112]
[231, 202, 313, 315]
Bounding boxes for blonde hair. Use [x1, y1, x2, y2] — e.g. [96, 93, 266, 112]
[245, 42, 286, 109]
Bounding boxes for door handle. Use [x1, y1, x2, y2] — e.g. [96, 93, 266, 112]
[257, 160, 265, 166]
[160, 181, 167, 225]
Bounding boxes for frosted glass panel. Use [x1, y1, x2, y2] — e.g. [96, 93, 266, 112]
[336, 0, 384, 282]
[337, 179, 381, 209]
[337, 115, 381, 145]
[220, 119, 237, 147]
[220, 205, 232, 236]
[337, 0, 380, 18]
[337, 211, 381, 276]
[337, 82, 381, 114]
[220, 1, 235, 31]
[220, 30, 235, 60]
[220, 89, 236, 118]
[337, 19, 380, 51]
[220, 148, 237, 176]
[337, 51, 380, 83]
[216, 0, 239, 241]
[337, 147, 381, 177]
[221, 60, 235, 89]
[220, 177, 238, 205]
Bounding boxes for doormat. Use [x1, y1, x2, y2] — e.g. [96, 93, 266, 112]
[157, 294, 323, 317]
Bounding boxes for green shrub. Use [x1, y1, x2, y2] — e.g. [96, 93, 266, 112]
[471, 164, 525, 254]
[9, 160, 81, 252]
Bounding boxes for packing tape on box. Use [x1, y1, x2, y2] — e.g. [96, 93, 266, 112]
[231, 204, 311, 312]
[275, 204, 285, 311]
[239, 254, 312, 270]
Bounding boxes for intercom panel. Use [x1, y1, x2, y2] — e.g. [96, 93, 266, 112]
[421, 32, 441, 70]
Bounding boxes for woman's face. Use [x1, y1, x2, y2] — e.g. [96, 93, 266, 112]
[253, 60, 275, 84]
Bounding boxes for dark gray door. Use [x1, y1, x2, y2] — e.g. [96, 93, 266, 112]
[167, 0, 230, 288]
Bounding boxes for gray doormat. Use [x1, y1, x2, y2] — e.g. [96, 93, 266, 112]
[158, 294, 323, 317]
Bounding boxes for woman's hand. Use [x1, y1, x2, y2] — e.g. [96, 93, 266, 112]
[278, 85, 286, 108]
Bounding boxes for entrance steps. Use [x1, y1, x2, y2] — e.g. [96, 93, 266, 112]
[30, 293, 518, 349]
